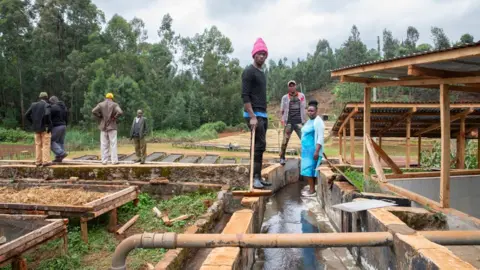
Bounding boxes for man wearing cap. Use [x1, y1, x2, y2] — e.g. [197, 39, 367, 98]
[25, 92, 53, 167]
[279, 80, 306, 165]
[92, 93, 123, 165]
[241, 38, 272, 189]
[130, 109, 148, 164]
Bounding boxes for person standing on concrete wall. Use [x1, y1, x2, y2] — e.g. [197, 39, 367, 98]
[300, 100, 324, 197]
[92, 93, 123, 165]
[25, 92, 53, 167]
[241, 38, 272, 189]
[130, 109, 148, 164]
[49, 96, 68, 162]
[279, 80, 306, 166]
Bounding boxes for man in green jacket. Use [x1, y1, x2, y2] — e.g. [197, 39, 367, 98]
[130, 109, 148, 164]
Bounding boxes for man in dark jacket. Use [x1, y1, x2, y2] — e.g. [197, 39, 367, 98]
[25, 92, 53, 167]
[49, 96, 68, 162]
[130, 110, 148, 164]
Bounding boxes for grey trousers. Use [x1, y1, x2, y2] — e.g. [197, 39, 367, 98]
[51, 125, 66, 158]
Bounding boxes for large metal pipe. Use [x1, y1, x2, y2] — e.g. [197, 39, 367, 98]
[111, 231, 480, 269]
[421, 230, 480, 245]
[111, 232, 392, 270]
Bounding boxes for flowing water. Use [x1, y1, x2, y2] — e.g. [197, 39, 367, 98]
[260, 181, 325, 270]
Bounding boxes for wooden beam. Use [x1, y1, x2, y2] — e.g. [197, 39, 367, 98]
[457, 116, 466, 169]
[478, 135, 480, 169]
[379, 108, 416, 136]
[386, 169, 480, 179]
[440, 84, 450, 208]
[365, 134, 386, 182]
[418, 136, 422, 168]
[339, 131, 343, 161]
[338, 107, 359, 134]
[340, 76, 391, 84]
[350, 118, 355, 164]
[364, 87, 372, 180]
[408, 65, 480, 78]
[346, 103, 480, 109]
[406, 114, 411, 169]
[331, 46, 480, 77]
[366, 76, 480, 88]
[370, 138, 402, 174]
[414, 108, 474, 136]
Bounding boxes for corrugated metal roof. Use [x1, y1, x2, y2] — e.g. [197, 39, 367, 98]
[330, 41, 480, 72]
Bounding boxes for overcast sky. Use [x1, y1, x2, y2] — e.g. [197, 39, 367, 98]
[93, 0, 480, 66]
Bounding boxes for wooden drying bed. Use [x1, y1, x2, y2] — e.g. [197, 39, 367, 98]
[0, 183, 139, 243]
[0, 214, 67, 270]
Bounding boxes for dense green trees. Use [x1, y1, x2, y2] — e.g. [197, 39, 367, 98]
[0, 0, 477, 131]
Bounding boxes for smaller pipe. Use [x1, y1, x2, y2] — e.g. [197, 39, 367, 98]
[421, 230, 480, 246]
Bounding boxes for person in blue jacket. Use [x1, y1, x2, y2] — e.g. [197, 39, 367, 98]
[300, 100, 325, 197]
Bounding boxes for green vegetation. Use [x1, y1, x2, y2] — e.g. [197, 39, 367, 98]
[149, 121, 228, 143]
[2, 192, 217, 270]
[421, 140, 479, 169]
[343, 168, 364, 191]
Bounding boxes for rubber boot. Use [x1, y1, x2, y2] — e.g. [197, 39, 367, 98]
[253, 161, 272, 186]
[253, 174, 264, 189]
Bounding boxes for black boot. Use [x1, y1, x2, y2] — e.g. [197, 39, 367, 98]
[254, 161, 272, 186]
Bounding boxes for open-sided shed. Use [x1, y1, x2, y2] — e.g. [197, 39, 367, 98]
[330, 42, 480, 223]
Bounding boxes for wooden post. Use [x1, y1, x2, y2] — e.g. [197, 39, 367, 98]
[406, 115, 411, 168]
[418, 136, 422, 168]
[440, 84, 450, 208]
[457, 116, 466, 169]
[478, 134, 480, 169]
[62, 233, 68, 255]
[378, 136, 382, 162]
[339, 131, 343, 161]
[343, 128, 347, 163]
[350, 118, 355, 164]
[80, 218, 88, 243]
[108, 208, 118, 233]
[364, 87, 372, 179]
[12, 257, 27, 270]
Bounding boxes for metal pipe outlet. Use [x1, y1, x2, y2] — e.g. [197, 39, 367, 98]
[110, 232, 393, 270]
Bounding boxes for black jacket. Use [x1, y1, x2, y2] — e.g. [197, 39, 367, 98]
[51, 101, 68, 127]
[25, 100, 53, 133]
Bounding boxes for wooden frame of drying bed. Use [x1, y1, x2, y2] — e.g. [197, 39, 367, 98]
[0, 214, 67, 270]
[0, 183, 139, 243]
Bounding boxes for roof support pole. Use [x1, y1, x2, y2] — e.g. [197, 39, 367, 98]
[406, 115, 411, 168]
[457, 116, 466, 169]
[418, 136, 422, 168]
[343, 128, 347, 163]
[478, 134, 480, 169]
[364, 87, 372, 180]
[378, 136, 382, 162]
[440, 84, 451, 208]
[339, 130, 343, 162]
[350, 118, 355, 164]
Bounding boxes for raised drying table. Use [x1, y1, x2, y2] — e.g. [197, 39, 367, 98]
[0, 214, 67, 269]
[0, 183, 139, 243]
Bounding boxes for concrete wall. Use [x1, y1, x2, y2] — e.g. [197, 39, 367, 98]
[390, 175, 480, 219]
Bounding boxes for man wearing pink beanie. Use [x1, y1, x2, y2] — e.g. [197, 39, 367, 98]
[241, 38, 272, 189]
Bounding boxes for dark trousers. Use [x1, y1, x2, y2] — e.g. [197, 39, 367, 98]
[280, 123, 302, 158]
[245, 117, 268, 176]
[133, 137, 147, 162]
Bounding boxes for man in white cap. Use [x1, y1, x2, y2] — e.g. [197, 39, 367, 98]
[279, 80, 306, 165]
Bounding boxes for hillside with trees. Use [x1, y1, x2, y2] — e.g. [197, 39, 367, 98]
[0, 0, 477, 134]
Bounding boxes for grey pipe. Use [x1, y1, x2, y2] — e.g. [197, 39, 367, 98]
[111, 233, 177, 270]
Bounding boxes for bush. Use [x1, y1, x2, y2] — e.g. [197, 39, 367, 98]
[198, 121, 227, 133]
[0, 128, 33, 143]
[150, 128, 218, 143]
[65, 129, 98, 151]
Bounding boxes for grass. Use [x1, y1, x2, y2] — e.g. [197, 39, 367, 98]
[0, 192, 217, 270]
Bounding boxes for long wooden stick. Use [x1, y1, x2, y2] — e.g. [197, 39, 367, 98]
[249, 127, 256, 191]
[116, 215, 139, 235]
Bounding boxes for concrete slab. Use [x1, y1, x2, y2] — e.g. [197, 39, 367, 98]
[200, 155, 219, 164]
[160, 154, 183, 163]
[179, 156, 201, 164]
[145, 152, 166, 162]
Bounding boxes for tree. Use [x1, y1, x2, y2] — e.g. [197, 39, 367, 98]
[335, 25, 368, 67]
[431, 27, 450, 49]
[382, 29, 399, 59]
[458, 33, 474, 45]
[417, 43, 433, 52]
[404, 26, 420, 53]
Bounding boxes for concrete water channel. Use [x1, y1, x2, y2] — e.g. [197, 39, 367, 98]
[255, 181, 359, 270]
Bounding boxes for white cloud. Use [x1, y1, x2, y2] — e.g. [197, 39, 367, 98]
[93, 0, 480, 66]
